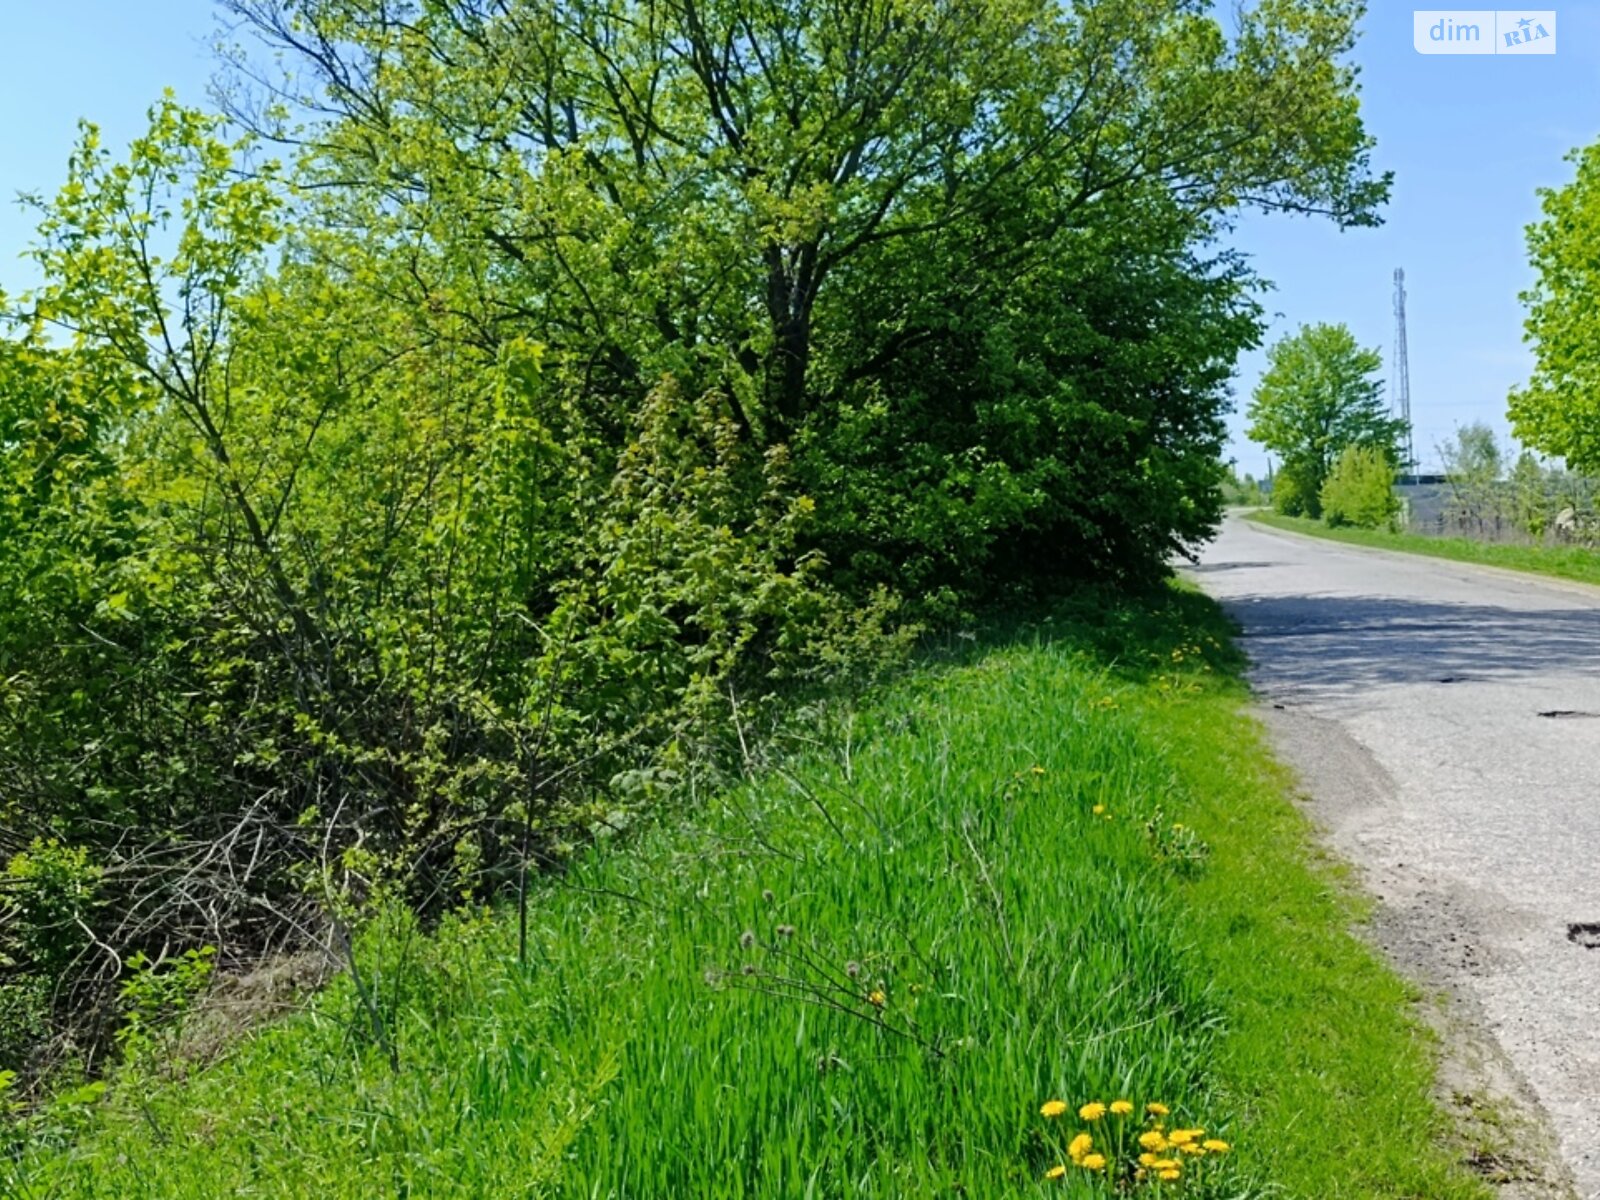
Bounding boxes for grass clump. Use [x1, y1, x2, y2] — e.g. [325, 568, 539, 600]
[4, 588, 1490, 1199]
[1250, 509, 1600, 588]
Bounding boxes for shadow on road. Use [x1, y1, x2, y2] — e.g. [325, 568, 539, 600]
[1185, 561, 1283, 574]
[1219, 592, 1600, 697]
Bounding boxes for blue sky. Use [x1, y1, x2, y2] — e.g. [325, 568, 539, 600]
[3, 4, 1599, 476]
[1227, 5, 1600, 475]
[0, 4, 218, 267]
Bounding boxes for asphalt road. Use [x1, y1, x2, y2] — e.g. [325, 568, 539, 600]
[1187, 516, 1600, 1196]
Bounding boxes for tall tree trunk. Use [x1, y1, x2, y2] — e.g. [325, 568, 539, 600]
[765, 241, 821, 440]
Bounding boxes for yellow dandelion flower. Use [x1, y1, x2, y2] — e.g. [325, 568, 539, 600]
[1044, 1164, 1066, 1180]
[867, 990, 886, 1007]
[1067, 1133, 1093, 1163]
[1030, 765, 1046, 775]
[1092, 804, 1107, 815]
[1139, 1153, 1160, 1167]
[1159, 1168, 1182, 1181]
[1168, 1128, 1200, 1146]
[1145, 1102, 1169, 1117]
[1109, 1099, 1134, 1115]
[1149, 1159, 1179, 1171]
[1040, 1100, 1069, 1119]
[1202, 1139, 1231, 1154]
[1138, 1131, 1168, 1152]
[1081, 1153, 1107, 1171]
[1179, 1142, 1205, 1156]
[1078, 1102, 1107, 1121]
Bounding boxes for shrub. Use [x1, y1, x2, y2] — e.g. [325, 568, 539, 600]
[0, 843, 104, 1086]
[0, 0, 1391, 1081]
[2, 843, 102, 984]
[1271, 461, 1320, 518]
[1320, 446, 1399, 529]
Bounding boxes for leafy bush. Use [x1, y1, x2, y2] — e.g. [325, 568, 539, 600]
[2, 843, 102, 983]
[0, 0, 1388, 1080]
[114, 947, 215, 1065]
[801, 211, 1251, 603]
[1270, 461, 1320, 518]
[1320, 446, 1400, 529]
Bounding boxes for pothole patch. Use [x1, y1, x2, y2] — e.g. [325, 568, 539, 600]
[1566, 923, 1600, 949]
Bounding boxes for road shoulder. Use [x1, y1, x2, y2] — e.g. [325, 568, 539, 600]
[1258, 703, 1578, 1200]
[1240, 512, 1600, 600]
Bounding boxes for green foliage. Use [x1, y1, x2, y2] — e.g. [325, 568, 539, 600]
[0, 0, 1389, 1080]
[1247, 322, 1406, 513]
[113, 947, 215, 1065]
[1511, 139, 1600, 472]
[0, 844, 104, 1084]
[1220, 468, 1266, 508]
[1319, 444, 1399, 529]
[1510, 450, 1553, 538]
[1497, 450, 1599, 543]
[1437, 423, 1504, 529]
[802, 217, 1259, 600]
[4, 588, 1489, 1199]
[1442, 423, 1503, 486]
[2, 843, 103, 981]
[218, 0, 1383, 588]
[1269, 461, 1320, 518]
[0, 979, 49, 1093]
[1, 102, 900, 1071]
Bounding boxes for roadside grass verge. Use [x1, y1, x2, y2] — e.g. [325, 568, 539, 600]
[4, 587, 1489, 1198]
[1250, 509, 1600, 588]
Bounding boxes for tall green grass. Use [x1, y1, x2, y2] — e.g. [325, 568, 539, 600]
[4, 589, 1491, 1198]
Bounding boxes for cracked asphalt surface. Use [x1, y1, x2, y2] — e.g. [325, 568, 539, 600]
[1186, 516, 1600, 1196]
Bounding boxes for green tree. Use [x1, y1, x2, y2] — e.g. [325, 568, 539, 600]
[0, 0, 1394, 1074]
[1246, 322, 1403, 518]
[1509, 449, 1554, 538]
[1442, 422, 1502, 484]
[1439, 421, 1503, 528]
[0, 102, 864, 1071]
[220, 0, 1388, 582]
[1510, 140, 1600, 471]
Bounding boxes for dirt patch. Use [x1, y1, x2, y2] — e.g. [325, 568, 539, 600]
[1259, 705, 1578, 1200]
